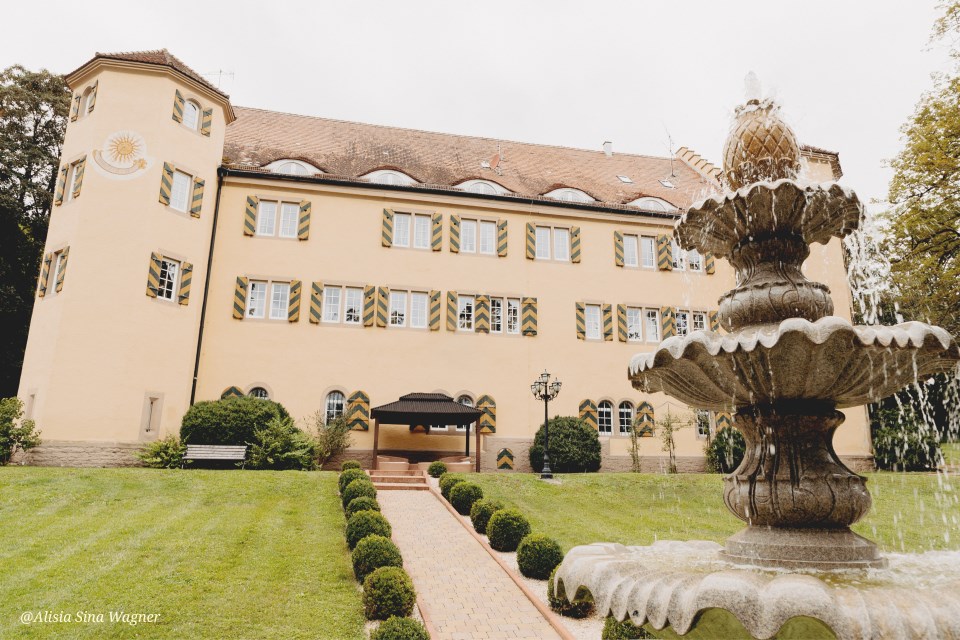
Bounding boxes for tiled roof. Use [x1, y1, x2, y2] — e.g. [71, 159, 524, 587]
[371, 393, 483, 424]
[70, 49, 229, 100]
[223, 107, 721, 210]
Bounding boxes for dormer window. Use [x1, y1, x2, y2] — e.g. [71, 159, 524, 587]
[456, 179, 508, 196]
[182, 101, 200, 130]
[265, 159, 319, 176]
[545, 188, 594, 203]
[629, 197, 676, 213]
[363, 170, 417, 186]
[659, 178, 676, 189]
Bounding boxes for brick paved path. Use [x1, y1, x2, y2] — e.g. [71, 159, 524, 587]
[378, 491, 561, 640]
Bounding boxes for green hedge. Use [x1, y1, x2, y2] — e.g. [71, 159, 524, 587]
[486, 508, 530, 552]
[529, 417, 601, 473]
[363, 567, 416, 620]
[339, 468, 368, 494]
[180, 397, 290, 446]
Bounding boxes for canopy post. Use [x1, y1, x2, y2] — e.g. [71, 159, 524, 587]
[475, 429, 481, 472]
[465, 423, 470, 457]
[373, 418, 380, 470]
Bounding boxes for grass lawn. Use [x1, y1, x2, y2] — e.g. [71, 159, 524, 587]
[469, 472, 960, 554]
[0, 468, 364, 640]
[943, 441, 959, 467]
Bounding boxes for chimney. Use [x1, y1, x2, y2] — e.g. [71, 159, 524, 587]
[603, 141, 613, 157]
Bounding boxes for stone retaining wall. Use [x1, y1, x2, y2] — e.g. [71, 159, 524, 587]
[16, 440, 143, 467]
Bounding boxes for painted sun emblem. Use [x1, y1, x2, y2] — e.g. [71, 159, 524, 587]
[108, 134, 140, 164]
[94, 130, 150, 177]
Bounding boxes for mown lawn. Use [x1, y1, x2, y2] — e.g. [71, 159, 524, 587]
[469, 472, 960, 554]
[943, 441, 959, 467]
[0, 468, 364, 640]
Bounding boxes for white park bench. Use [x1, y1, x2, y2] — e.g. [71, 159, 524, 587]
[183, 444, 248, 468]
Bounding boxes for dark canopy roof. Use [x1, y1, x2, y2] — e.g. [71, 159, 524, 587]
[371, 393, 482, 425]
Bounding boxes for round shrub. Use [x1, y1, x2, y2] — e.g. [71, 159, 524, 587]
[346, 496, 381, 518]
[438, 473, 466, 500]
[517, 533, 563, 579]
[548, 566, 594, 619]
[449, 482, 483, 515]
[342, 478, 377, 508]
[339, 467, 369, 494]
[469, 498, 504, 534]
[346, 510, 392, 550]
[529, 416, 601, 473]
[363, 567, 416, 620]
[601, 615, 654, 639]
[371, 616, 429, 640]
[427, 461, 447, 478]
[180, 396, 290, 446]
[352, 534, 403, 582]
[705, 426, 746, 473]
[341, 460, 363, 471]
[486, 508, 531, 552]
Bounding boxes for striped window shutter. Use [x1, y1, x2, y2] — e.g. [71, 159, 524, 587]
[71, 157, 86, 199]
[381, 208, 394, 247]
[525, 222, 536, 259]
[172, 89, 185, 123]
[220, 386, 244, 399]
[602, 304, 613, 341]
[446, 291, 458, 331]
[429, 290, 441, 330]
[38, 253, 52, 297]
[661, 306, 676, 338]
[497, 219, 508, 257]
[575, 302, 585, 340]
[715, 411, 733, 432]
[86, 81, 98, 113]
[709, 310, 721, 331]
[638, 402, 655, 436]
[54, 166, 67, 206]
[571, 226, 582, 263]
[190, 177, 205, 218]
[617, 304, 628, 342]
[288, 280, 302, 322]
[475, 295, 490, 333]
[705, 252, 716, 275]
[159, 162, 175, 205]
[477, 395, 496, 434]
[376, 287, 390, 327]
[363, 285, 376, 327]
[579, 400, 598, 430]
[200, 108, 213, 136]
[656, 234, 673, 271]
[233, 277, 249, 319]
[431, 213, 443, 251]
[70, 95, 81, 121]
[521, 297, 538, 336]
[146, 253, 163, 298]
[449, 214, 461, 253]
[614, 231, 625, 267]
[298, 200, 311, 240]
[309, 282, 323, 324]
[243, 196, 259, 236]
[347, 391, 371, 431]
[54, 247, 70, 293]
[177, 262, 193, 305]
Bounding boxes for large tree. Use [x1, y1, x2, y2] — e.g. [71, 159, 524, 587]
[0, 66, 70, 396]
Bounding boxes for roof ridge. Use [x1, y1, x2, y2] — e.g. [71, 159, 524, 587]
[89, 49, 229, 100]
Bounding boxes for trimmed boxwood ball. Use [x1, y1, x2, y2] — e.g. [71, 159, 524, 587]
[339, 467, 368, 494]
[342, 478, 376, 508]
[352, 534, 403, 582]
[438, 473, 466, 500]
[427, 461, 447, 478]
[449, 482, 483, 515]
[517, 533, 563, 579]
[341, 460, 363, 471]
[469, 498, 503, 534]
[346, 510, 392, 549]
[601, 615, 654, 639]
[346, 496, 380, 518]
[528, 416, 601, 473]
[363, 566, 416, 620]
[548, 566, 594, 619]
[371, 616, 430, 640]
[486, 508, 531, 552]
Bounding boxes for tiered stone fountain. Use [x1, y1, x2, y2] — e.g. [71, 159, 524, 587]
[555, 80, 960, 639]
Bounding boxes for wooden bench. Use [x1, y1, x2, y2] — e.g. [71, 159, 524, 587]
[183, 444, 248, 468]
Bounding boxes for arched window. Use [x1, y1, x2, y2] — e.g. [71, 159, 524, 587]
[264, 159, 320, 175]
[598, 401, 613, 435]
[618, 402, 634, 435]
[277, 161, 307, 175]
[545, 188, 595, 203]
[455, 395, 474, 432]
[363, 169, 417, 186]
[456, 180, 506, 196]
[182, 101, 200, 130]
[82, 88, 96, 116]
[629, 197, 676, 213]
[325, 391, 346, 423]
[248, 387, 270, 400]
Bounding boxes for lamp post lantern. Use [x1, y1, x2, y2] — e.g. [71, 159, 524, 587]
[531, 369, 562, 479]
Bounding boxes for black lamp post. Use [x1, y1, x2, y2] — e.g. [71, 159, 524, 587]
[531, 370, 562, 479]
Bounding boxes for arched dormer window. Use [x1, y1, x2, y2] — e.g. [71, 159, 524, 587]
[545, 187, 595, 203]
[265, 159, 319, 176]
[628, 196, 677, 213]
[456, 179, 508, 196]
[363, 169, 417, 186]
[81, 87, 96, 117]
[182, 100, 200, 130]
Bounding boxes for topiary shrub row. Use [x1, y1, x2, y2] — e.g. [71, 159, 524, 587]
[487, 508, 531, 552]
[342, 478, 377, 508]
[339, 467, 368, 493]
[449, 482, 483, 515]
[346, 496, 380, 517]
[370, 615, 429, 640]
[516, 533, 563, 579]
[438, 473, 465, 500]
[469, 498, 502, 534]
[341, 460, 363, 471]
[346, 510, 392, 550]
[427, 461, 447, 477]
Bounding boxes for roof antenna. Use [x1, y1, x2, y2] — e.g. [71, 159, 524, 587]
[661, 123, 677, 178]
[203, 69, 235, 89]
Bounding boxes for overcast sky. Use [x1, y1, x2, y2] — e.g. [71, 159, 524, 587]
[3, 1, 951, 209]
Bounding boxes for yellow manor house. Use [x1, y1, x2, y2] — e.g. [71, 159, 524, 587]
[17, 49, 874, 471]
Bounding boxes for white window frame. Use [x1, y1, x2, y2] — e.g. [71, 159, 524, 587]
[598, 401, 613, 435]
[692, 311, 706, 332]
[249, 387, 270, 399]
[535, 226, 551, 260]
[553, 228, 570, 262]
[279, 202, 299, 239]
[182, 100, 200, 131]
[413, 214, 430, 249]
[461, 218, 477, 253]
[688, 249, 703, 272]
[325, 391, 346, 423]
[645, 309, 660, 342]
[66, 162, 81, 202]
[246, 281, 268, 319]
[623, 234, 639, 268]
[672, 241, 686, 271]
[265, 159, 321, 175]
[82, 88, 96, 116]
[170, 170, 192, 212]
[535, 226, 571, 262]
[156, 257, 180, 302]
[363, 170, 417, 186]
[490, 297, 503, 333]
[618, 402, 634, 435]
[640, 236, 656, 269]
[254, 199, 302, 239]
[244, 279, 291, 321]
[455, 395, 474, 432]
[458, 295, 475, 332]
[269, 282, 290, 320]
[393, 213, 411, 247]
[479, 220, 496, 255]
[322, 287, 341, 323]
[695, 410, 711, 440]
[344, 287, 363, 325]
[389, 290, 407, 327]
[626, 307, 642, 342]
[256, 200, 277, 236]
[585, 304, 602, 340]
[676, 310, 690, 337]
[545, 188, 594, 203]
[410, 292, 428, 328]
[506, 298, 520, 334]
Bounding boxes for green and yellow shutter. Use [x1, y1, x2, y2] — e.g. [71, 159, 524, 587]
[159, 162, 175, 206]
[475, 295, 490, 333]
[429, 290, 441, 331]
[497, 219, 508, 256]
[363, 285, 376, 327]
[602, 304, 613, 341]
[521, 297, 538, 336]
[525, 222, 536, 260]
[177, 262, 193, 305]
[70, 157, 86, 199]
[656, 234, 673, 271]
[172, 89, 185, 123]
[617, 304, 628, 342]
[200, 108, 213, 136]
[146, 253, 163, 298]
[579, 400, 598, 430]
[449, 214, 461, 253]
[54, 166, 68, 206]
[446, 291, 458, 331]
[243, 196, 259, 236]
[310, 282, 323, 324]
[477, 395, 496, 434]
[661, 306, 676, 338]
[288, 280, 301, 322]
[614, 231, 625, 267]
[637, 402, 655, 436]
[37, 253, 52, 297]
[348, 391, 371, 431]
[431, 213, 443, 251]
[190, 177, 205, 217]
[381, 208, 394, 247]
[298, 200, 311, 240]
[376, 287, 390, 327]
[571, 226, 582, 263]
[575, 302, 586, 340]
[233, 277, 249, 319]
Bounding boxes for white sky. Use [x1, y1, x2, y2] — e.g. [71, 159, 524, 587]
[3, 1, 952, 208]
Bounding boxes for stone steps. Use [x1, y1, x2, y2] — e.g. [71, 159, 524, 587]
[368, 469, 430, 491]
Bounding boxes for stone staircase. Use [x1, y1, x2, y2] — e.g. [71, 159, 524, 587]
[368, 469, 430, 491]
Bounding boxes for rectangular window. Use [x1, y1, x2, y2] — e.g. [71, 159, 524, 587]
[479, 221, 496, 255]
[257, 201, 277, 236]
[458, 295, 474, 331]
[693, 311, 706, 332]
[696, 410, 711, 439]
[490, 297, 503, 333]
[535, 226, 551, 259]
[279, 202, 299, 238]
[672, 241, 686, 270]
[413, 214, 430, 249]
[66, 163, 80, 202]
[344, 287, 362, 324]
[641, 236, 656, 268]
[461, 219, 477, 253]
[247, 281, 267, 319]
[394, 213, 411, 247]
[390, 290, 407, 326]
[170, 170, 191, 212]
[270, 283, 290, 320]
[676, 310, 690, 337]
[410, 292, 428, 328]
[506, 298, 520, 334]
[553, 228, 570, 261]
[645, 309, 660, 342]
[688, 249, 703, 272]
[624, 234, 639, 267]
[322, 286, 341, 323]
[598, 403, 612, 435]
[585, 304, 602, 340]
[157, 258, 179, 301]
[626, 307, 642, 341]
